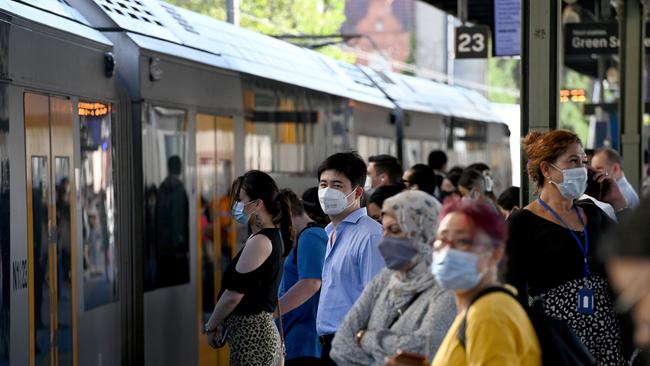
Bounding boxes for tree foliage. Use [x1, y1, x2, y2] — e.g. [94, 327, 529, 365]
[165, 0, 351, 60]
[486, 57, 519, 104]
[560, 68, 592, 142]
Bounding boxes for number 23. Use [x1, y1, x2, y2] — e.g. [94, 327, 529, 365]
[459, 33, 485, 53]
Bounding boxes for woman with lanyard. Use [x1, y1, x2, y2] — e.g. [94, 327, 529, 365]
[505, 130, 631, 365]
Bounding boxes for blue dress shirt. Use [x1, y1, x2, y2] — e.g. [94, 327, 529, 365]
[618, 176, 640, 208]
[316, 207, 385, 335]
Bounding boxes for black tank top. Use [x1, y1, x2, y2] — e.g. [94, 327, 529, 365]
[223, 228, 284, 315]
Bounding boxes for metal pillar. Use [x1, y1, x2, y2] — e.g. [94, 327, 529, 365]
[226, 0, 240, 26]
[520, 0, 561, 204]
[617, 0, 645, 191]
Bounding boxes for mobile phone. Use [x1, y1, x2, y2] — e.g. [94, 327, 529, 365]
[394, 350, 426, 365]
[585, 167, 604, 200]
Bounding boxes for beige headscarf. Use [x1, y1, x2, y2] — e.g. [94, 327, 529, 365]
[382, 190, 442, 297]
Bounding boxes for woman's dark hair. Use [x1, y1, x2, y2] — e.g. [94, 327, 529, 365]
[406, 164, 437, 195]
[231, 170, 294, 256]
[497, 186, 520, 211]
[317, 151, 367, 188]
[302, 187, 330, 226]
[368, 184, 404, 208]
[458, 169, 485, 192]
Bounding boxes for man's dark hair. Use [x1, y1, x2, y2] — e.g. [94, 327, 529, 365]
[467, 162, 491, 173]
[368, 154, 403, 184]
[317, 151, 367, 188]
[497, 186, 520, 211]
[595, 147, 623, 166]
[167, 155, 182, 176]
[302, 187, 329, 225]
[428, 150, 448, 170]
[368, 184, 404, 209]
[406, 164, 437, 196]
[600, 196, 650, 259]
[447, 166, 464, 188]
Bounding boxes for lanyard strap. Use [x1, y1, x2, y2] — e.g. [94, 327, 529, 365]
[538, 198, 590, 279]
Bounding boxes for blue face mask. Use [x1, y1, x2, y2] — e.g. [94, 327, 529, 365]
[378, 237, 419, 270]
[430, 248, 485, 290]
[231, 200, 256, 225]
[550, 164, 588, 200]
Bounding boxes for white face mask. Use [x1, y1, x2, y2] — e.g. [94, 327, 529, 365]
[550, 164, 588, 200]
[364, 176, 374, 195]
[319, 187, 357, 216]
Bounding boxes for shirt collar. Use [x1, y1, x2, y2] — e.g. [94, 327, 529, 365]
[325, 207, 368, 233]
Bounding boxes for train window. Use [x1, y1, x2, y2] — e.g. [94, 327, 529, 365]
[79, 101, 118, 310]
[0, 84, 8, 365]
[142, 105, 189, 291]
[357, 135, 396, 162]
[30, 156, 51, 362]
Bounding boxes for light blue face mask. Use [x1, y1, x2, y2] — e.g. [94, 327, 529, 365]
[550, 164, 588, 200]
[231, 200, 256, 225]
[430, 248, 486, 290]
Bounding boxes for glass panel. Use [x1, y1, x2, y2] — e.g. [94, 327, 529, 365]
[143, 105, 189, 290]
[195, 114, 216, 325]
[0, 84, 9, 366]
[31, 156, 50, 366]
[215, 117, 235, 266]
[54, 157, 72, 365]
[79, 101, 118, 310]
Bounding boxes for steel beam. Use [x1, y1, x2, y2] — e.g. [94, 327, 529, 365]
[617, 0, 645, 191]
[520, 0, 561, 204]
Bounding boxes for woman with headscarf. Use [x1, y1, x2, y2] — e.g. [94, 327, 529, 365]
[330, 190, 456, 366]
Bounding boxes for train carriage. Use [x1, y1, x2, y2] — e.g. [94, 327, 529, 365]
[0, 1, 512, 365]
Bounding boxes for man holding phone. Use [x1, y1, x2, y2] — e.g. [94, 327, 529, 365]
[592, 147, 640, 208]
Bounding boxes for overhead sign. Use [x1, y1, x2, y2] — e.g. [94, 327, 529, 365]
[494, 0, 520, 56]
[565, 22, 650, 55]
[455, 26, 490, 59]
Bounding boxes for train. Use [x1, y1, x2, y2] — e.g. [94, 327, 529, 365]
[0, 0, 510, 365]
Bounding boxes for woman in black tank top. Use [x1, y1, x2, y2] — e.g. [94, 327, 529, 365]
[204, 170, 294, 366]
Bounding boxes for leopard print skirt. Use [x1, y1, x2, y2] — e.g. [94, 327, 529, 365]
[225, 312, 282, 366]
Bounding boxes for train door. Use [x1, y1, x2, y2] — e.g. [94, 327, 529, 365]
[24, 93, 77, 366]
[195, 113, 235, 366]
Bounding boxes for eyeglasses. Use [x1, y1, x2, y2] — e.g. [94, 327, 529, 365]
[433, 237, 476, 252]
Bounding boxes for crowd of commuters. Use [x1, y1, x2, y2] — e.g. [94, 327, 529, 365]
[202, 140, 650, 366]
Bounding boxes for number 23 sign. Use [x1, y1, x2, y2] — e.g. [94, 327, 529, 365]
[455, 26, 490, 58]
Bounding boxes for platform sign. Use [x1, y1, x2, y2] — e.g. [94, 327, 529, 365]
[565, 22, 650, 54]
[455, 26, 490, 59]
[494, 0, 520, 56]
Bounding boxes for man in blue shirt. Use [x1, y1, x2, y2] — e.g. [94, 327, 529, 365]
[315, 152, 385, 365]
[276, 189, 328, 365]
[592, 147, 640, 208]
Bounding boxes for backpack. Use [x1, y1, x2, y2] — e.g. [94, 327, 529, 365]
[457, 287, 598, 366]
[292, 222, 326, 265]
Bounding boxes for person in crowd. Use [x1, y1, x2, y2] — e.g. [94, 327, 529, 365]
[428, 150, 448, 173]
[428, 150, 448, 197]
[506, 130, 629, 365]
[366, 184, 405, 223]
[385, 199, 541, 366]
[603, 201, 650, 366]
[466, 163, 497, 202]
[276, 189, 327, 365]
[497, 186, 520, 219]
[402, 164, 438, 197]
[205, 170, 293, 366]
[301, 187, 330, 226]
[331, 190, 454, 366]
[440, 167, 463, 203]
[457, 169, 497, 212]
[601, 196, 650, 365]
[365, 154, 404, 195]
[316, 152, 385, 365]
[591, 147, 640, 208]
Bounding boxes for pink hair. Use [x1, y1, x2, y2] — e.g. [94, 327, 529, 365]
[440, 198, 508, 245]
